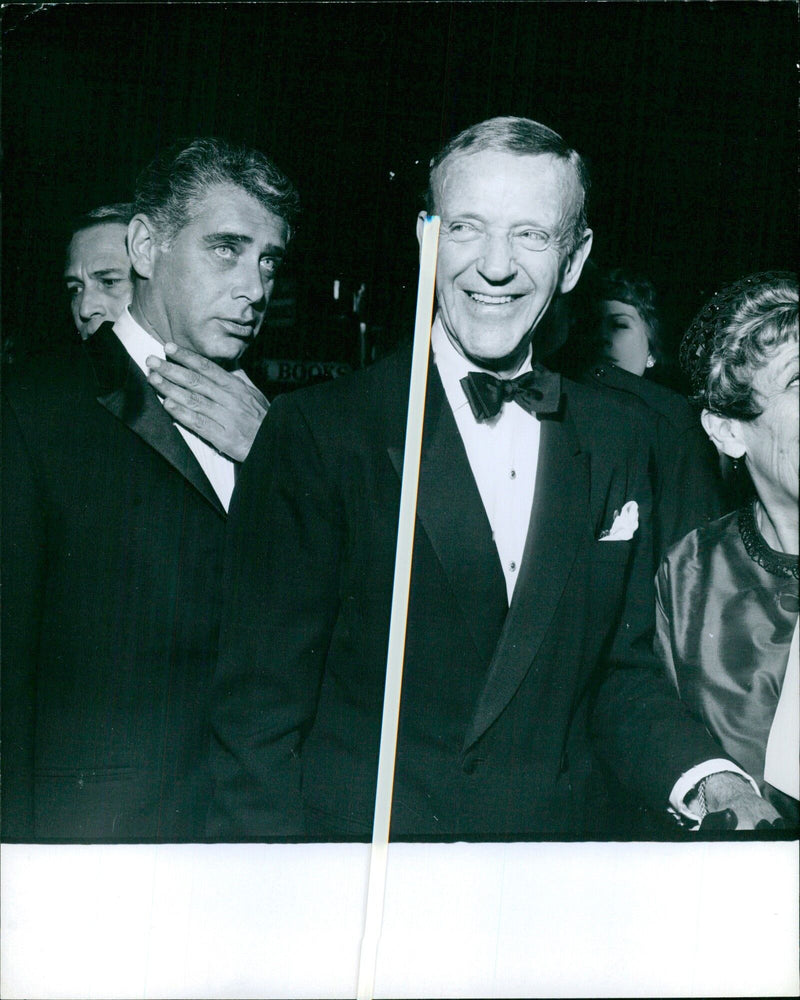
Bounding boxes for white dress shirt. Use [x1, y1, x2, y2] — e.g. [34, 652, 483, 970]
[432, 317, 540, 604]
[113, 307, 242, 512]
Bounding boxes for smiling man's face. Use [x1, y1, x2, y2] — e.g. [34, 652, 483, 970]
[420, 149, 591, 374]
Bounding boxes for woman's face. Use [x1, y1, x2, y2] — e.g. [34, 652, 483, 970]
[739, 339, 799, 506]
[598, 300, 654, 376]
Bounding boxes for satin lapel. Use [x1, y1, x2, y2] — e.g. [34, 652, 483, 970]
[464, 401, 590, 749]
[387, 367, 508, 665]
[86, 326, 225, 515]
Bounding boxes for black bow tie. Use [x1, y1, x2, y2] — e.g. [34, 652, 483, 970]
[460, 366, 562, 421]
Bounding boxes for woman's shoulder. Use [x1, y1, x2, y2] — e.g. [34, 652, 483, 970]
[662, 509, 740, 572]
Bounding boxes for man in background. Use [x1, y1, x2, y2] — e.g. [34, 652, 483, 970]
[2, 137, 299, 841]
[64, 203, 134, 339]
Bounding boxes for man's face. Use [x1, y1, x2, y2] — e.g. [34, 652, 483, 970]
[420, 150, 591, 373]
[598, 300, 654, 376]
[64, 222, 133, 339]
[137, 183, 288, 364]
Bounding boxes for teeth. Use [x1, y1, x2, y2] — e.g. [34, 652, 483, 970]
[469, 293, 516, 304]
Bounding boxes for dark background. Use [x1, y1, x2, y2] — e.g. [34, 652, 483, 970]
[2, 1, 796, 382]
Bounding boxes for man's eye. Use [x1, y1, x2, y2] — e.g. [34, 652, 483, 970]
[260, 257, 279, 275]
[214, 245, 236, 259]
[515, 229, 551, 250]
[446, 222, 479, 241]
[101, 278, 123, 288]
[66, 285, 81, 299]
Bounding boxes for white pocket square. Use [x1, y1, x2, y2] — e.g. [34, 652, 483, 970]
[599, 500, 639, 541]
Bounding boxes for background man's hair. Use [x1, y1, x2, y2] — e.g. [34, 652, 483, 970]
[69, 202, 134, 241]
[133, 137, 301, 244]
[425, 116, 591, 253]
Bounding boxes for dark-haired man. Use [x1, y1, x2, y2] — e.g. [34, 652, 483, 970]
[210, 117, 778, 840]
[2, 138, 299, 841]
[64, 203, 134, 340]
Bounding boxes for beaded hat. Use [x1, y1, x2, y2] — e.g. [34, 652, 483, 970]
[679, 270, 797, 403]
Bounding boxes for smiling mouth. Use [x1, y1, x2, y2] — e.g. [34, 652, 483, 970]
[466, 292, 522, 305]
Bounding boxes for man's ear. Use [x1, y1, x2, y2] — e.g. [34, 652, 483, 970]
[415, 210, 428, 251]
[558, 229, 593, 295]
[127, 215, 160, 280]
[701, 409, 747, 458]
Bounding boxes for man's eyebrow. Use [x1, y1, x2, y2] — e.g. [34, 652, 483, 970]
[203, 231, 253, 246]
[90, 267, 128, 278]
[203, 231, 286, 256]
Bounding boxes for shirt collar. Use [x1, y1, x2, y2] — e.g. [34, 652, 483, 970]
[431, 314, 533, 410]
[112, 306, 167, 376]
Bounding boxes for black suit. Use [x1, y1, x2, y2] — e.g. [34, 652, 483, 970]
[209, 346, 723, 840]
[2, 324, 226, 841]
[584, 362, 726, 561]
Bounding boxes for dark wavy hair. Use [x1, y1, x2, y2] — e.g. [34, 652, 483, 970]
[69, 202, 134, 240]
[424, 116, 590, 254]
[680, 271, 798, 419]
[594, 267, 664, 365]
[133, 137, 300, 245]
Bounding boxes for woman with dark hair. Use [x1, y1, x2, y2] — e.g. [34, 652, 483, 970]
[593, 267, 665, 377]
[656, 271, 798, 827]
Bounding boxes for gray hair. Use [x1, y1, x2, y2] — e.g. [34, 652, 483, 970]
[425, 116, 590, 253]
[681, 271, 798, 419]
[133, 137, 300, 245]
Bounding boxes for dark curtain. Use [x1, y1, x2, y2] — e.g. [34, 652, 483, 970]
[2, 1, 796, 365]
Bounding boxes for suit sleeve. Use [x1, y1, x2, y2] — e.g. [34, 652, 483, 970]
[589, 450, 725, 812]
[1, 394, 47, 840]
[651, 414, 724, 561]
[207, 393, 345, 839]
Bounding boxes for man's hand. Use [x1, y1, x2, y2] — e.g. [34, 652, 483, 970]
[701, 772, 782, 830]
[146, 344, 268, 462]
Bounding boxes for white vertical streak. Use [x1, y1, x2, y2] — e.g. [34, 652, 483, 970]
[356, 216, 440, 1000]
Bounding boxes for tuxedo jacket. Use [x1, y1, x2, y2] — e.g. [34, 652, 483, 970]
[583, 362, 725, 561]
[209, 345, 723, 840]
[2, 324, 227, 841]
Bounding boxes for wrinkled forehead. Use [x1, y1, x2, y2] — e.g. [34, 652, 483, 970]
[431, 149, 583, 223]
[65, 222, 129, 273]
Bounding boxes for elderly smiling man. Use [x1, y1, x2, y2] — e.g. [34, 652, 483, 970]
[210, 117, 778, 840]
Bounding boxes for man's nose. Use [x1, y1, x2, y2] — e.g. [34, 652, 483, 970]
[476, 232, 516, 282]
[77, 288, 105, 321]
[233, 261, 269, 305]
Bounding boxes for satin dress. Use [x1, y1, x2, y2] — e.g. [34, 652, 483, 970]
[655, 503, 799, 825]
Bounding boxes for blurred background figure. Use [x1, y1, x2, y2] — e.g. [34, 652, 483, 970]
[593, 267, 663, 377]
[545, 262, 725, 563]
[64, 203, 134, 339]
[657, 271, 798, 828]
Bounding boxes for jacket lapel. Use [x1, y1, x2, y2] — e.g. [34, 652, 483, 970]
[464, 398, 590, 750]
[85, 325, 226, 515]
[388, 366, 508, 665]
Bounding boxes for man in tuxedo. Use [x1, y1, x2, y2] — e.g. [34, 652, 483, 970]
[64, 203, 135, 340]
[209, 117, 778, 839]
[2, 137, 299, 841]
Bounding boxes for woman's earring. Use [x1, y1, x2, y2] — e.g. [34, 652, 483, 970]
[645, 355, 655, 369]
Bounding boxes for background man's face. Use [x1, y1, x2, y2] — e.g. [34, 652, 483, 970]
[424, 150, 588, 372]
[598, 299, 653, 376]
[64, 222, 133, 339]
[141, 183, 288, 364]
